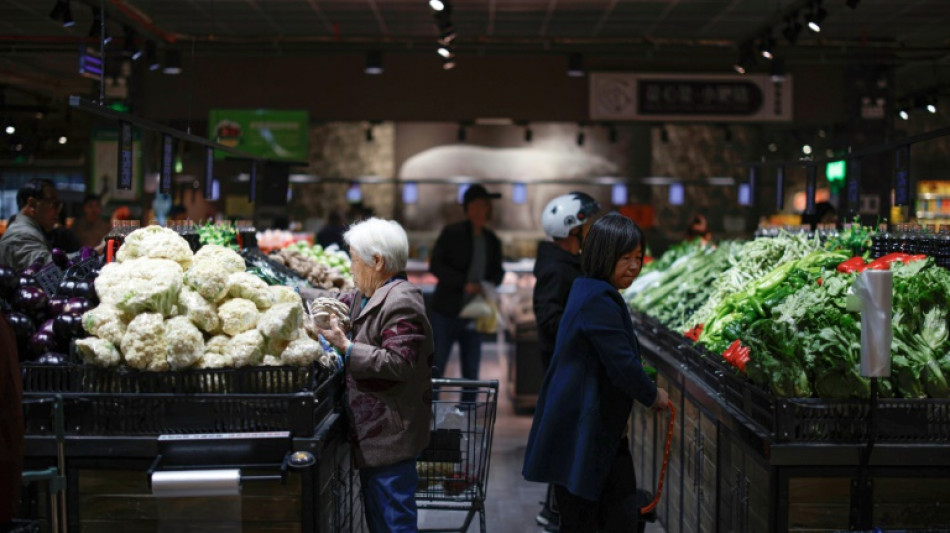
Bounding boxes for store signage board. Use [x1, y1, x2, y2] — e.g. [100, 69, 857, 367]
[590, 73, 793, 122]
[805, 165, 817, 215]
[776, 166, 785, 210]
[92, 129, 141, 201]
[208, 109, 309, 161]
[847, 159, 861, 214]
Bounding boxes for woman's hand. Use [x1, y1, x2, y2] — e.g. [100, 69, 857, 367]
[651, 387, 670, 412]
[314, 314, 351, 354]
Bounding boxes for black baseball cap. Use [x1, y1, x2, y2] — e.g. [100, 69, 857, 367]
[462, 184, 502, 206]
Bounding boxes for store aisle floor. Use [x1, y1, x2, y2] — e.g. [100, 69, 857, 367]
[420, 340, 667, 533]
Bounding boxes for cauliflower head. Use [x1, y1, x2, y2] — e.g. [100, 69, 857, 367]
[184, 261, 231, 303]
[280, 336, 325, 367]
[193, 244, 246, 274]
[116, 225, 194, 270]
[196, 351, 230, 369]
[177, 286, 220, 333]
[96, 258, 183, 317]
[164, 316, 205, 370]
[121, 313, 167, 371]
[269, 285, 303, 307]
[257, 302, 303, 341]
[263, 335, 293, 358]
[225, 329, 265, 367]
[82, 304, 129, 348]
[228, 272, 276, 310]
[262, 355, 283, 366]
[75, 337, 121, 367]
[205, 334, 230, 354]
[218, 298, 259, 336]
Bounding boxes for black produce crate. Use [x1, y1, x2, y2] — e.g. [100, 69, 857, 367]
[23, 368, 342, 437]
[630, 310, 950, 444]
[21, 362, 329, 394]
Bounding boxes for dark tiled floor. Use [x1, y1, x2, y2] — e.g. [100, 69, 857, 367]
[419, 341, 666, 533]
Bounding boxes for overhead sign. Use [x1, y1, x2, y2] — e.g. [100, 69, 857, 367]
[208, 109, 309, 161]
[590, 73, 793, 122]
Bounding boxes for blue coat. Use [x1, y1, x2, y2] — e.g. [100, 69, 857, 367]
[522, 276, 658, 501]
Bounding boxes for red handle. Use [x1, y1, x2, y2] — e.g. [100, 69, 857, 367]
[106, 239, 115, 263]
[641, 402, 675, 514]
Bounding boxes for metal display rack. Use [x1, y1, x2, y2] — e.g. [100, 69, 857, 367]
[21, 364, 361, 533]
[629, 310, 950, 533]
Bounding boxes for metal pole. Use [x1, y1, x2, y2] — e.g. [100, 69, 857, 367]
[99, 0, 106, 105]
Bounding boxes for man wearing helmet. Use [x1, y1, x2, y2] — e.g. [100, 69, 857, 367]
[532, 191, 601, 531]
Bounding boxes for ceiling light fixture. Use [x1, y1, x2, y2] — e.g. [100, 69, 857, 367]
[898, 108, 909, 120]
[438, 26, 456, 46]
[926, 97, 937, 114]
[437, 46, 453, 58]
[4, 125, 14, 135]
[442, 57, 456, 70]
[567, 53, 585, 77]
[782, 14, 802, 44]
[759, 33, 776, 60]
[806, 1, 827, 33]
[365, 50, 383, 74]
[162, 50, 182, 75]
[58, 136, 67, 145]
[429, 0, 445, 12]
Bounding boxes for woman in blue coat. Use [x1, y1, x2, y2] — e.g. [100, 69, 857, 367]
[523, 212, 670, 533]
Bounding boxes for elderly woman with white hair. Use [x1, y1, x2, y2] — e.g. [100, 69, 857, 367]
[311, 217, 433, 533]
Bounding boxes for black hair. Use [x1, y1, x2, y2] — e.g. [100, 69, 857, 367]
[82, 194, 101, 206]
[581, 212, 645, 281]
[16, 179, 55, 210]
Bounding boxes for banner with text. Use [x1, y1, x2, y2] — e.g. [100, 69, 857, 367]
[590, 73, 793, 122]
[208, 109, 309, 161]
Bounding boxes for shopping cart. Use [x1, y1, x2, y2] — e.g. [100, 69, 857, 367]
[415, 378, 499, 533]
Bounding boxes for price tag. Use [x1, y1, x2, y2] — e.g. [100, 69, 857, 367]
[893, 146, 911, 206]
[775, 165, 785, 210]
[204, 147, 214, 199]
[160, 134, 173, 193]
[805, 165, 817, 215]
[117, 121, 133, 190]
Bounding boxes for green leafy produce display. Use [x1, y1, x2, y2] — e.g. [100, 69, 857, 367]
[198, 222, 239, 250]
[281, 242, 351, 278]
[626, 227, 950, 399]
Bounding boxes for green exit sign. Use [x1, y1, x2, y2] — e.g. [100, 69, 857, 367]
[826, 160, 846, 185]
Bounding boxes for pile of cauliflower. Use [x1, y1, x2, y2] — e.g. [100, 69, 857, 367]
[75, 225, 340, 371]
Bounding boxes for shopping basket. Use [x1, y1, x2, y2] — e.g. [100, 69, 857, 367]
[415, 378, 499, 533]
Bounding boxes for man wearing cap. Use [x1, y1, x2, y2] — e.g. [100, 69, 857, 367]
[428, 184, 505, 389]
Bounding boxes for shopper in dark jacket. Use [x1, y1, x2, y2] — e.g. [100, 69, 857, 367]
[428, 184, 505, 387]
[0, 314, 23, 528]
[531, 192, 601, 531]
[524, 213, 669, 533]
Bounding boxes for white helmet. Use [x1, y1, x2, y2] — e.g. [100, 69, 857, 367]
[541, 192, 601, 239]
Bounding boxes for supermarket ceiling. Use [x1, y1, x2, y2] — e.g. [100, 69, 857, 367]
[0, 0, 949, 97]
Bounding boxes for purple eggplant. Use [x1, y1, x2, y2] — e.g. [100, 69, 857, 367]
[53, 312, 85, 340]
[48, 297, 67, 316]
[71, 280, 96, 300]
[79, 246, 96, 261]
[51, 248, 69, 268]
[14, 286, 48, 320]
[63, 298, 92, 316]
[18, 274, 37, 289]
[5, 311, 35, 340]
[20, 260, 44, 277]
[36, 352, 69, 365]
[0, 266, 17, 298]
[38, 318, 56, 336]
[57, 279, 76, 297]
[29, 329, 58, 358]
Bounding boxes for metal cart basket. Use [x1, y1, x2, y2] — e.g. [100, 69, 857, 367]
[415, 378, 499, 533]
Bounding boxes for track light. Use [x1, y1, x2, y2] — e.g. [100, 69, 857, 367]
[49, 0, 75, 28]
[4, 125, 14, 135]
[365, 50, 383, 74]
[567, 53, 584, 77]
[733, 40, 755, 74]
[926, 97, 937, 114]
[438, 26, 456, 46]
[145, 41, 161, 71]
[429, 0, 445, 11]
[162, 50, 181, 75]
[437, 46, 453, 59]
[806, 1, 827, 33]
[782, 15, 802, 44]
[759, 34, 776, 60]
[58, 136, 67, 145]
[442, 57, 456, 70]
[88, 7, 111, 44]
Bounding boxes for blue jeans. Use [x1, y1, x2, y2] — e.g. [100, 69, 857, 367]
[430, 310, 482, 404]
[360, 458, 419, 533]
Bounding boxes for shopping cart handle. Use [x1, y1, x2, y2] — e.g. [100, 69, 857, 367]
[431, 377, 499, 389]
[641, 402, 675, 515]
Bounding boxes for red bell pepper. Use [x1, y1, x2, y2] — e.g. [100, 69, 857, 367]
[721, 339, 750, 372]
[836, 256, 867, 274]
[684, 323, 704, 342]
[865, 252, 926, 271]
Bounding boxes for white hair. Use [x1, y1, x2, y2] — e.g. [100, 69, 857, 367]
[344, 217, 409, 274]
